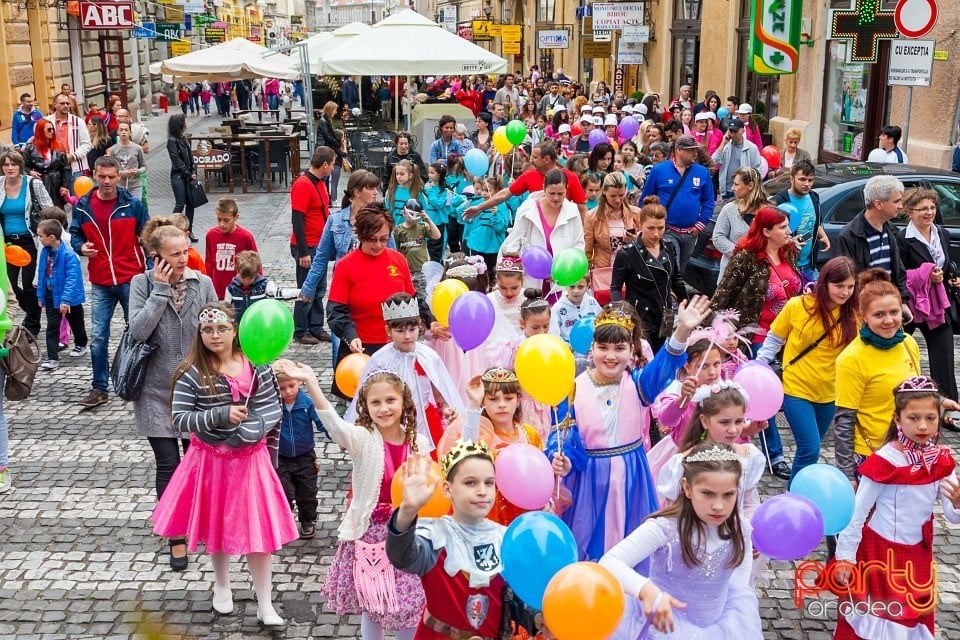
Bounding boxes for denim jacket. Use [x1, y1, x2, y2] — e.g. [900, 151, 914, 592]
[300, 207, 397, 302]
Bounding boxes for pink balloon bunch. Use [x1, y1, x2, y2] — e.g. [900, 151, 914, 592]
[733, 362, 783, 421]
[495, 443, 554, 510]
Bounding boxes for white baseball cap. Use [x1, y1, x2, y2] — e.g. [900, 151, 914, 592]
[579, 114, 594, 124]
[736, 103, 753, 114]
[694, 111, 712, 122]
[558, 123, 571, 134]
[636, 103, 648, 116]
[592, 106, 605, 113]
[554, 104, 566, 113]
[580, 104, 592, 113]
[604, 114, 618, 127]
[622, 105, 634, 114]
[593, 116, 603, 126]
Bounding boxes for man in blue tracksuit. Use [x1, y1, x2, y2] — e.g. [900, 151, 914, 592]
[274, 367, 327, 539]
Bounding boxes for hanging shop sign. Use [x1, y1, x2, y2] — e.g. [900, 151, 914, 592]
[79, 1, 135, 29]
[747, 0, 802, 75]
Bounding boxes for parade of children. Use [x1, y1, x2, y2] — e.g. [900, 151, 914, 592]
[10, 79, 960, 640]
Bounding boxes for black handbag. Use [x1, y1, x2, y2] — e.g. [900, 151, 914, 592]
[110, 279, 158, 401]
[186, 178, 208, 207]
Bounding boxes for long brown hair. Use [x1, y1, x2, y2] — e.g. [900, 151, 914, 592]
[171, 302, 240, 399]
[354, 371, 419, 452]
[678, 386, 748, 451]
[649, 442, 746, 568]
[802, 256, 860, 348]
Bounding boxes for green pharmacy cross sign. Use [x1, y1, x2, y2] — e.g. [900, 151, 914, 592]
[748, 0, 802, 75]
[830, 0, 899, 62]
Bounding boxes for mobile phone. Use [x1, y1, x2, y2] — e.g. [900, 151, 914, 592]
[946, 411, 960, 423]
[626, 228, 637, 234]
[794, 231, 812, 244]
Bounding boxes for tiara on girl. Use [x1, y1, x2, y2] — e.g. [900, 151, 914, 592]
[896, 377, 939, 394]
[685, 445, 741, 464]
[595, 307, 635, 332]
[497, 255, 523, 273]
[446, 265, 478, 279]
[199, 308, 231, 324]
[464, 255, 488, 274]
[382, 297, 419, 321]
[481, 367, 518, 383]
[441, 438, 493, 478]
[690, 380, 750, 405]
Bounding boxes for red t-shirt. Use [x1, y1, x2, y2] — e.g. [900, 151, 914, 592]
[205, 225, 258, 298]
[328, 248, 415, 344]
[289, 172, 330, 249]
[508, 167, 586, 204]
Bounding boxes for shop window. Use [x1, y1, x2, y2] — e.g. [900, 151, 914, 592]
[538, 0, 554, 23]
[671, 0, 701, 98]
[821, 40, 871, 160]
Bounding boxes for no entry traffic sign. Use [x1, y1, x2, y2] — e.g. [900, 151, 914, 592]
[894, 0, 938, 39]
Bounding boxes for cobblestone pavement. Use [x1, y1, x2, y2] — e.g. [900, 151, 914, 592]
[1, 112, 959, 639]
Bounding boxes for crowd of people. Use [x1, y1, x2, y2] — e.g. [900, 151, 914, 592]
[1, 71, 959, 640]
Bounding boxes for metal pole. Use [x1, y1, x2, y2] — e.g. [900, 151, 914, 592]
[902, 86, 913, 151]
[299, 44, 316, 154]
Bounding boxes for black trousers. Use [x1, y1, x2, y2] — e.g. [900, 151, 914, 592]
[291, 245, 326, 338]
[170, 175, 195, 231]
[427, 224, 446, 263]
[908, 320, 958, 400]
[7, 234, 40, 336]
[148, 437, 190, 499]
[277, 449, 319, 524]
[43, 289, 88, 360]
[446, 218, 463, 254]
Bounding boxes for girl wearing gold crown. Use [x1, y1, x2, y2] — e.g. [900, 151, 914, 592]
[548, 295, 711, 564]
[387, 442, 534, 640]
[437, 368, 571, 525]
[600, 442, 763, 639]
[277, 360, 430, 640]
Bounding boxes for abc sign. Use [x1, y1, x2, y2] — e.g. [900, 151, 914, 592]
[79, 1, 135, 30]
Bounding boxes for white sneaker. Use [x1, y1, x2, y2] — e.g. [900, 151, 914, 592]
[40, 360, 58, 370]
[70, 346, 89, 357]
[0, 468, 10, 493]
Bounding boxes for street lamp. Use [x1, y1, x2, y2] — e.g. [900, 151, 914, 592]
[483, 0, 492, 20]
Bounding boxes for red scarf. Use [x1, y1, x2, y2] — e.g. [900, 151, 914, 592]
[896, 428, 948, 472]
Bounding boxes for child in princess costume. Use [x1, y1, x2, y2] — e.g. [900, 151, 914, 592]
[547, 295, 712, 563]
[346, 293, 464, 452]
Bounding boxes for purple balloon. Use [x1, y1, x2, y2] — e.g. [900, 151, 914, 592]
[751, 494, 824, 561]
[618, 115, 639, 140]
[449, 291, 496, 351]
[521, 246, 553, 280]
[588, 129, 607, 149]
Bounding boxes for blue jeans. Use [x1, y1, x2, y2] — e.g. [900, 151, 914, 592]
[782, 394, 836, 487]
[91, 283, 130, 392]
[267, 94, 279, 111]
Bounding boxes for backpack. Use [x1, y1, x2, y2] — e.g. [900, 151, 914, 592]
[1, 325, 41, 401]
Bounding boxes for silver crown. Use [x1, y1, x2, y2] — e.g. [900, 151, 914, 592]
[684, 445, 741, 464]
[381, 297, 420, 321]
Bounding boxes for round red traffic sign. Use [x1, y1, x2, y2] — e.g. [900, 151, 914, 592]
[895, 0, 939, 39]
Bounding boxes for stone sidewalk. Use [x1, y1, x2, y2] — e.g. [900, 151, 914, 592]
[0, 112, 959, 638]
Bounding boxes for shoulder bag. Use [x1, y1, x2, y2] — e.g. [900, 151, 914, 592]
[110, 278, 158, 401]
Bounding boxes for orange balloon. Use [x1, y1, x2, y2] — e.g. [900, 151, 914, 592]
[4, 245, 31, 267]
[73, 176, 95, 197]
[543, 562, 625, 639]
[390, 459, 451, 518]
[334, 353, 370, 398]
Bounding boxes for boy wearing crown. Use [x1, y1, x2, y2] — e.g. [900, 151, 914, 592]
[387, 441, 536, 640]
[346, 292, 464, 454]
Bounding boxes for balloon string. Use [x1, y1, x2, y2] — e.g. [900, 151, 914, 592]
[244, 372, 257, 409]
[635, 591, 663, 639]
[759, 427, 774, 475]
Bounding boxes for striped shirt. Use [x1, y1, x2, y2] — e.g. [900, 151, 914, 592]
[865, 224, 891, 271]
[172, 364, 282, 462]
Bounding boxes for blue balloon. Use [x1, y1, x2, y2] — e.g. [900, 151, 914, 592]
[776, 202, 802, 232]
[789, 463, 856, 536]
[501, 511, 578, 609]
[717, 106, 729, 120]
[569, 316, 595, 355]
[463, 148, 490, 177]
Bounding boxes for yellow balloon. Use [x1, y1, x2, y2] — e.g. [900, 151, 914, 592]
[431, 279, 469, 327]
[515, 334, 575, 406]
[492, 127, 513, 155]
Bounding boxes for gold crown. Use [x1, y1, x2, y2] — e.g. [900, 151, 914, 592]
[481, 367, 519, 383]
[382, 297, 420, 321]
[595, 307, 635, 332]
[440, 438, 494, 478]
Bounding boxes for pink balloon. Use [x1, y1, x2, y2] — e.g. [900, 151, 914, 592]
[734, 364, 783, 421]
[494, 443, 554, 510]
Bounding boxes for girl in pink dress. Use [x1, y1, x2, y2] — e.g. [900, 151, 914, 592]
[153, 303, 298, 627]
[277, 360, 429, 640]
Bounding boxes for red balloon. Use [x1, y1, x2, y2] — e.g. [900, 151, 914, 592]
[761, 145, 781, 170]
[570, 123, 582, 137]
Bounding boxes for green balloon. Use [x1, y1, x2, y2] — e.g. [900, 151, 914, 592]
[238, 299, 295, 365]
[505, 119, 527, 146]
[551, 248, 589, 287]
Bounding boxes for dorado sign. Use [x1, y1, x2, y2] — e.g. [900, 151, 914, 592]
[747, 0, 801, 75]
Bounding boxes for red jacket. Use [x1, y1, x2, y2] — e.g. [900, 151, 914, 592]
[69, 187, 149, 287]
[456, 89, 483, 116]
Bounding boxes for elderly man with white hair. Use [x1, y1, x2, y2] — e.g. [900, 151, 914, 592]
[836, 174, 912, 317]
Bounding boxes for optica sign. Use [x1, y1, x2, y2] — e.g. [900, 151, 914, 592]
[747, 0, 801, 75]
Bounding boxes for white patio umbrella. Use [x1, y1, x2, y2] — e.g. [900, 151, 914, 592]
[158, 38, 300, 81]
[303, 22, 371, 70]
[317, 9, 507, 76]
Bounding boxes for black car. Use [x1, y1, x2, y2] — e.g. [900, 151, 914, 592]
[683, 163, 960, 296]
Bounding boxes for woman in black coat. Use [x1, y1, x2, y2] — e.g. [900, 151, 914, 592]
[610, 195, 688, 352]
[166, 114, 197, 240]
[385, 131, 426, 181]
[22, 119, 72, 208]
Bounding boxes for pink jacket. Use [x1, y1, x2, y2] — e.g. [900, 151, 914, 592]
[651, 380, 697, 445]
[906, 262, 950, 328]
